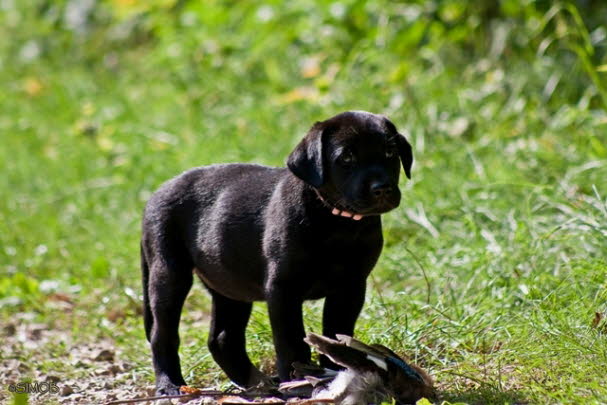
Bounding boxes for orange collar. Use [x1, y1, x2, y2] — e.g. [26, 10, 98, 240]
[315, 191, 363, 221]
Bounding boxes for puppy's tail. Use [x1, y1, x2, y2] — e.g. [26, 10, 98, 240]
[141, 241, 153, 342]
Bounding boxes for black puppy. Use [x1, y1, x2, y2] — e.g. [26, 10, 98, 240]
[141, 111, 413, 395]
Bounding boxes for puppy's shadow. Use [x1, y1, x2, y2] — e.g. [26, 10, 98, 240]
[437, 385, 528, 405]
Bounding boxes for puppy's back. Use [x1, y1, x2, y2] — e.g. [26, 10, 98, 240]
[145, 163, 285, 217]
[142, 164, 288, 300]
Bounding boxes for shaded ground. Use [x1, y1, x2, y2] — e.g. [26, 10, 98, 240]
[2, 315, 528, 405]
[2, 316, 150, 404]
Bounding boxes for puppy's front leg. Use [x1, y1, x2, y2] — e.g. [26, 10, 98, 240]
[320, 280, 366, 368]
[266, 280, 311, 381]
[322, 280, 366, 338]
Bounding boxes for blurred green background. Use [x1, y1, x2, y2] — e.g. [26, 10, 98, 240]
[1, 1, 606, 404]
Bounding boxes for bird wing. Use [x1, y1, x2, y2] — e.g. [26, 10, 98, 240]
[336, 334, 393, 358]
[292, 361, 337, 379]
[336, 334, 425, 383]
[278, 378, 314, 398]
[304, 333, 389, 373]
[305, 333, 436, 404]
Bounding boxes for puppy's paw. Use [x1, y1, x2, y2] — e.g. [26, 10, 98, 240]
[245, 366, 275, 388]
[155, 376, 186, 396]
[156, 385, 182, 396]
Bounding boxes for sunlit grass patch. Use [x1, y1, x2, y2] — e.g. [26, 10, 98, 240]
[1, 1, 607, 404]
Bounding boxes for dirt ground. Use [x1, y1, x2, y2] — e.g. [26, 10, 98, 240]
[2, 317, 163, 405]
[2, 319, 295, 405]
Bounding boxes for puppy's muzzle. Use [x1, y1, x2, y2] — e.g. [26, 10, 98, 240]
[367, 181, 401, 213]
[370, 181, 395, 199]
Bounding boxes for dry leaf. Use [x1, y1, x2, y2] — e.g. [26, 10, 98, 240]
[92, 349, 114, 362]
[592, 311, 605, 329]
[218, 396, 252, 404]
[180, 385, 202, 395]
[300, 56, 321, 78]
[47, 292, 74, 305]
[23, 77, 43, 96]
[277, 87, 319, 104]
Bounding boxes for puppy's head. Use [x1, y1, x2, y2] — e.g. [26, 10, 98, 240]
[287, 111, 413, 216]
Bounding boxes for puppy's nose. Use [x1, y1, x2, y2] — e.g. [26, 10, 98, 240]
[370, 181, 393, 199]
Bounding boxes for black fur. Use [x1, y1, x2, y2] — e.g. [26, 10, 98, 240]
[141, 111, 413, 395]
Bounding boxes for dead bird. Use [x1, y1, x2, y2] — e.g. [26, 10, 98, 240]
[278, 362, 337, 399]
[280, 333, 435, 404]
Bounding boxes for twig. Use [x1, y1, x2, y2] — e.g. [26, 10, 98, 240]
[105, 393, 335, 405]
[104, 390, 221, 405]
[403, 246, 432, 305]
[370, 273, 389, 309]
[104, 389, 339, 405]
[219, 401, 285, 405]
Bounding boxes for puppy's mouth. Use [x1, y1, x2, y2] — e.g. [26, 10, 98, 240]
[356, 200, 399, 216]
[329, 206, 363, 220]
[317, 193, 398, 220]
[323, 198, 364, 220]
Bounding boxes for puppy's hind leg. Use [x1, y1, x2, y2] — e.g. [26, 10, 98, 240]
[141, 242, 153, 342]
[145, 240, 194, 396]
[207, 290, 268, 387]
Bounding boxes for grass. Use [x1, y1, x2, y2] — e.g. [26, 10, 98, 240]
[1, 1, 607, 404]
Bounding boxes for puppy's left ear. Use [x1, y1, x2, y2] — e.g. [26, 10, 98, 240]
[397, 133, 413, 179]
[385, 118, 413, 179]
[287, 122, 331, 188]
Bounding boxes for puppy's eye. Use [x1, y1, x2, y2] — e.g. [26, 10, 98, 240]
[339, 151, 354, 165]
[385, 146, 396, 158]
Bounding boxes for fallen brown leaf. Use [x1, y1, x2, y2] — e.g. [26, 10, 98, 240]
[180, 385, 203, 395]
[592, 311, 603, 328]
[92, 348, 115, 362]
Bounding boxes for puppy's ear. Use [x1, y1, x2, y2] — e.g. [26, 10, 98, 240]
[396, 134, 413, 179]
[385, 118, 413, 179]
[287, 122, 330, 188]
